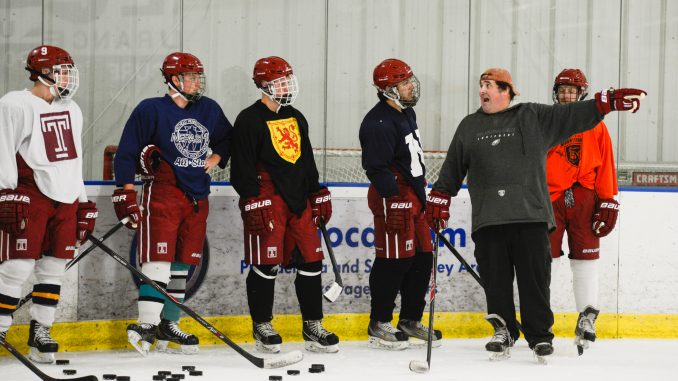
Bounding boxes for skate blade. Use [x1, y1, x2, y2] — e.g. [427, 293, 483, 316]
[28, 347, 55, 364]
[407, 336, 442, 348]
[156, 340, 199, 355]
[367, 336, 409, 351]
[304, 341, 339, 353]
[534, 355, 548, 365]
[409, 360, 430, 373]
[127, 331, 151, 357]
[488, 348, 511, 361]
[255, 341, 281, 354]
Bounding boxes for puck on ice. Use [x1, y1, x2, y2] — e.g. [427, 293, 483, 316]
[309, 367, 322, 373]
[55, 359, 69, 365]
[63, 369, 76, 375]
[269, 376, 283, 381]
[189, 370, 203, 376]
[287, 369, 300, 375]
[152, 376, 165, 380]
[172, 374, 185, 379]
[311, 364, 325, 371]
[158, 371, 172, 376]
[116, 377, 131, 381]
[103, 375, 117, 380]
[182, 365, 196, 371]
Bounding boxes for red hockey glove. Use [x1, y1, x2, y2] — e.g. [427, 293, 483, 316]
[425, 190, 451, 231]
[385, 196, 411, 234]
[595, 88, 647, 115]
[76, 201, 98, 244]
[309, 187, 332, 227]
[243, 196, 274, 234]
[0, 190, 30, 235]
[111, 188, 141, 229]
[138, 144, 161, 177]
[592, 198, 619, 237]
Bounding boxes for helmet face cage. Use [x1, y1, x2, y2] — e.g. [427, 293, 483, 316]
[262, 74, 299, 107]
[382, 75, 421, 109]
[50, 64, 79, 100]
[552, 69, 588, 104]
[174, 72, 206, 102]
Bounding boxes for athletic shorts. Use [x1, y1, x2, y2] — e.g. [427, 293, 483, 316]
[367, 178, 432, 259]
[0, 180, 78, 262]
[549, 184, 600, 260]
[137, 164, 208, 266]
[240, 171, 323, 266]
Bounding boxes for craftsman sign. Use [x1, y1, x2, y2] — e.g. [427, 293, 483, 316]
[632, 172, 678, 186]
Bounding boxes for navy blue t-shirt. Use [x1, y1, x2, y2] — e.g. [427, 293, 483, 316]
[359, 99, 427, 206]
[114, 94, 232, 199]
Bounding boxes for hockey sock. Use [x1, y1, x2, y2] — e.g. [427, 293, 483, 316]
[400, 251, 433, 321]
[162, 262, 190, 322]
[138, 262, 170, 325]
[31, 256, 66, 327]
[247, 265, 277, 322]
[0, 259, 34, 331]
[570, 259, 599, 311]
[295, 261, 323, 321]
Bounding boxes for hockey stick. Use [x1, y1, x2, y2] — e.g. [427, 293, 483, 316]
[0, 335, 98, 381]
[14, 217, 129, 312]
[86, 235, 302, 369]
[436, 231, 484, 288]
[319, 221, 343, 302]
[409, 223, 441, 373]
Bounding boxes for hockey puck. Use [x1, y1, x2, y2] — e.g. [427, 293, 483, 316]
[182, 365, 196, 371]
[152, 376, 165, 380]
[63, 369, 77, 375]
[116, 377, 131, 381]
[309, 367, 322, 373]
[287, 369, 300, 375]
[269, 376, 283, 381]
[172, 374, 186, 379]
[55, 359, 69, 365]
[311, 364, 325, 371]
[189, 370, 203, 376]
[103, 375, 117, 380]
[158, 371, 172, 376]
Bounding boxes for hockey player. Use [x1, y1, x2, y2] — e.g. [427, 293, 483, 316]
[112, 52, 232, 356]
[359, 58, 441, 350]
[0, 45, 97, 363]
[230, 56, 338, 354]
[547, 69, 617, 355]
[427, 68, 645, 361]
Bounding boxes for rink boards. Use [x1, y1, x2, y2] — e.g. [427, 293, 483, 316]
[4, 184, 678, 354]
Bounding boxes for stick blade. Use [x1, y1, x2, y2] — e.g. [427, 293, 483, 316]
[322, 282, 343, 303]
[263, 350, 303, 369]
[409, 360, 430, 373]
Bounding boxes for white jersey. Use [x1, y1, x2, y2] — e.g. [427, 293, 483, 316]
[0, 89, 87, 203]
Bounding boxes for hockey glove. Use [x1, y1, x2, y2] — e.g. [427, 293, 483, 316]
[76, 201, 98, 244]
[243, 196, 274, 234]
[425, 190, 451, 231]
[111, 188, 141, 229]
[138, 144, 162, 177]
[592, 198, 619, 237]
[0, 190, 30, 235]
[309, 187, 332, 226]
[595, 88, 647, 115]
[385, 196, 411, 234]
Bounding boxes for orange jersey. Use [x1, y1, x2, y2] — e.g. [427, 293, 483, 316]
[546, 121, 618, 202]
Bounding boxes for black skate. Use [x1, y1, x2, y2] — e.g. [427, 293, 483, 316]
[127, 323, 157, 357]
[367, 320, 409, 350]
[27, 320, 58, 364]
[397, 319, 442, 348]
[484, 314, 514, 361]
[533, 342, 554, 365]
[302, 320, 339, 353]
[253, 321, 283, 353]
[574, 306, 600, 355]
[156, 319, 199, 355]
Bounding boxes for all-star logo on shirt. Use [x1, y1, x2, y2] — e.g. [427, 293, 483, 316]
[171, 118, 210, 168]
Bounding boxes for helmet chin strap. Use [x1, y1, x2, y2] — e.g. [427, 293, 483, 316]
[260, 88, 282, 113]
[168, 81, 189, 102]
[37, 76, 60, 100]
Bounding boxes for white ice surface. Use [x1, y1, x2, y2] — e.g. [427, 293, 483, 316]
[1, 338, 675, 381]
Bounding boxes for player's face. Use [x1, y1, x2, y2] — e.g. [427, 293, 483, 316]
[557, 85, 579, 104]
[396, 78, 415, 101]
[479, 80, 510, 114]
[180, 72, 203, 94]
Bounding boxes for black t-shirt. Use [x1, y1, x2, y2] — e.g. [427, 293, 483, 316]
[230, 100, 321, 215]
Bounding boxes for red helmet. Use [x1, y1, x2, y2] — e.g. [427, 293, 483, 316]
[25, 45, 79, 100]
[553, 68, 588, 103]
[252, 56, 293, 87]
[161, 52, 205, 102]
[373, 59, 413, 91]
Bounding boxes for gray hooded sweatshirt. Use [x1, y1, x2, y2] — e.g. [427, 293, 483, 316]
[432, 99, 603, 233]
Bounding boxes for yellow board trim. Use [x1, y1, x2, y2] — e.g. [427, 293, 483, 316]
[2, 312, 677, 355]
[32, 292, 60, 301]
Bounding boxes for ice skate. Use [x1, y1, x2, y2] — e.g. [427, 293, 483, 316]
[253, 321, 282, 353]
[27, 320, 58, 364]
[155, 319, 199, 354]
[0, 330, 5, 341]
[397, 319, 442, 348]
[302, 320, 339, 353]
[367, 320, 409, 350]
[484, 314, 514, 361]
[533, 342, 554, 365]
[127, 323, 157, 357]
[574, 306, 600, 355]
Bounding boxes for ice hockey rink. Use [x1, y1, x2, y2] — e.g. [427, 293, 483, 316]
[1, 338, 676, 381]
